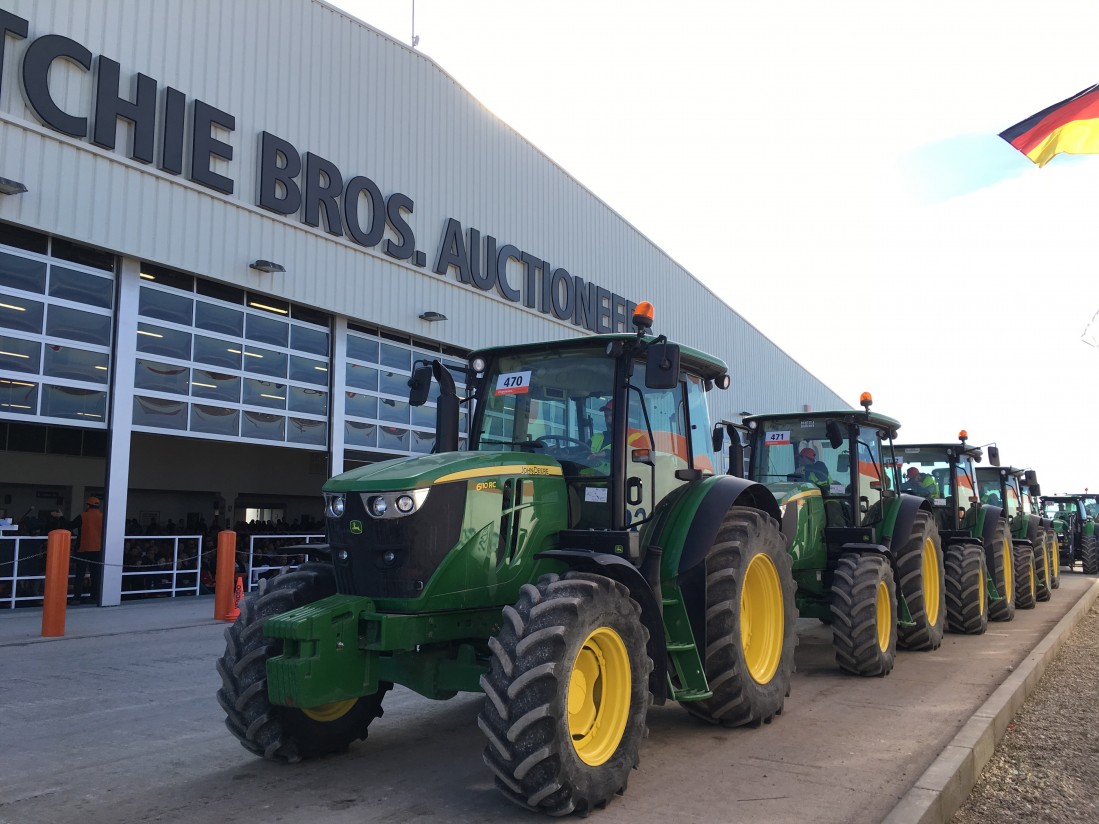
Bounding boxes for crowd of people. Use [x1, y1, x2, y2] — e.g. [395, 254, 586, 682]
[1, 510, 324, 606]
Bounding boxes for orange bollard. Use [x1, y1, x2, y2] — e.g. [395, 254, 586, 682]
[214, 530, 240, 622]
[42, 529, 72, 637]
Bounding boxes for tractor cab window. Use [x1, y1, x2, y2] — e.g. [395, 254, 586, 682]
[685, 374, 717, 475]
[856, 427, 889, 526]
[750, 418, 849, 501]
[475, 347, 615, 475]
[977, 476, 1002, 507]
[1003, 479, 1021, 517]
[622, 359, 693, 527]
[898, 447, 950, 527]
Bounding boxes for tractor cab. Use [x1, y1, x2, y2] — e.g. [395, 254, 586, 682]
[462, 313, 728, 543]
[743, 401, 902, 540]
[976, 465, 1039, 530]
[892, 434, 984, 538]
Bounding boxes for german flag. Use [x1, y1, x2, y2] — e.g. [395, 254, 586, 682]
[999, 84, 1099, 167]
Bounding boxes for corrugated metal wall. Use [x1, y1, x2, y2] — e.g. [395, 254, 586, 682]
[0, 0, 847, 426]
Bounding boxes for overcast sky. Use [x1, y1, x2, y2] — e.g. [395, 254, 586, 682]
[329, 0, 1099, 494]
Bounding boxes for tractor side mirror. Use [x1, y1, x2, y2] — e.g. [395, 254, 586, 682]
[712, 424, 724, 453]
[645, 342, 681, 390]
[837, 453, 850, 472]
[1030, 483, 1041, 496]
[1024, 469, 1038, 486]
[826, 420, 845, 450]
[987, 445, 1000, 466]
[408, 363, 433, 407]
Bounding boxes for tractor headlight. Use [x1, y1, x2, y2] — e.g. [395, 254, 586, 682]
[362, 488, 430, 519]
[324, 493, 346, 518]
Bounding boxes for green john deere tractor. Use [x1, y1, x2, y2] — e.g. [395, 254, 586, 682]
[734, 394, 945, 677]
[1041, 494, 1099, 574]
[891, 433, 1016, 632]
[975, 465, 1053, 607]
[216, 305, 798, 815]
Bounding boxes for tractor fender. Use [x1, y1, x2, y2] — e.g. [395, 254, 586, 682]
[980, 505, 1007, 546]
[883, 493, 932, 549]
[677, 475, 782, 574]
[535, 548, 669, 705]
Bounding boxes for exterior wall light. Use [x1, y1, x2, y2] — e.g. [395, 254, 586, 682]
[419, 311, 447, 321]
[0, 177, 28, 195]
[250, 259, 285, 273]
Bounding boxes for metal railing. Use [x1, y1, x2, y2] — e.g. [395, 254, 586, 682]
[1, 531, 327, 608]
[0, 535, 49, 609]
[120, 534, 204, 600]
[243, 533, 326, 592]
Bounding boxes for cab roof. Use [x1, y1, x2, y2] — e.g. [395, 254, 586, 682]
[469, 333, 729, 381]
[743, 409, 901, 432]
[894, 442, 984, 461]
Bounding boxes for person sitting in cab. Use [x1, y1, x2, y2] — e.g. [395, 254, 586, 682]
[795, 447, 831, 488]
[901, 466, 938, 499]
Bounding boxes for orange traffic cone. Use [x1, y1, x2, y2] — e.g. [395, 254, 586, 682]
[228, 575, 243, 621]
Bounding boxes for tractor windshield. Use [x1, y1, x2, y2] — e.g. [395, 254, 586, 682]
[473, 344, 708, 530]
[749, 418, 892, 526]
[474, 347, 616, 474]
[896, 446, 958, 527]
[1043, 499, 1081, 519]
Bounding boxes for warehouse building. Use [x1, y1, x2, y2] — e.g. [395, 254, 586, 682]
[0, 0, 845, 606]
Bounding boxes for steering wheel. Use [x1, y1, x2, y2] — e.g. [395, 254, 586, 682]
[534, 435, 589, 450]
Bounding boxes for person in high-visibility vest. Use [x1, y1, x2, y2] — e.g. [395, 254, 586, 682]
[70, 496, 104, 604]
[901, 466, 939, 499]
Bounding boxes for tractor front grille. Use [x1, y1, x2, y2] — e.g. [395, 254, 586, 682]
[328, 481, 467, 599]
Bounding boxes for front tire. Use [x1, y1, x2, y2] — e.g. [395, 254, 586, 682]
[945, 543, 989, 635]
[682, 507, 798, 727]
[895, 511, 946, 651]
[830, 553, 897, 677]
[1014, 544, 1037, 610]
[478, 572, 651, 816]
[216, 563, 390, 761]
[987, 520, 1016, 622]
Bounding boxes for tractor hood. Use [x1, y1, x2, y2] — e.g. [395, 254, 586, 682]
[324, 450, 563, 493]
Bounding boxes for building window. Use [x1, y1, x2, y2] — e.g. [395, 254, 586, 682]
[131, 264, 331, 450]
[0, 229, 114, 428]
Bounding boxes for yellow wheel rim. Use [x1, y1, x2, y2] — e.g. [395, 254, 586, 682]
[1003, 539, 1014, 604]
[741, 553, 784, 684]
[1028, 561, 1036, 596]
[922, 537, 940, 627]
[875, 579, 891, 652]
[301, 698, 357, 722]
[1052, 537, 1060, 572]
[569, 626, 631, 766]
[979, 562, 986, 614]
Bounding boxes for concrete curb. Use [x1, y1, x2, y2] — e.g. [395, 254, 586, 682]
[881, 577, 1099, 824]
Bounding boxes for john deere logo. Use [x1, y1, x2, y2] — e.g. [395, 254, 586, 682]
[350, 520, 363, 534]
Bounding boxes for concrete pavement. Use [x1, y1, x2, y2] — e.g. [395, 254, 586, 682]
[1, 575, 1096, 824]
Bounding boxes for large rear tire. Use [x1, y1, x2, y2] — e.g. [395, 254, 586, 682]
[216, 563, 390, 761]
[895, 511, 946, 651]
[945, 543, 989, 635]
[1033, 532, 1052, 602]
[682, 507, 798, 727]
[831, 553, 897, 677]
[1014, 544, 1037, 610]
[478, 572, 651, 816]
[987, 519, 1016, 622]
[1081, 535, 1099, 575]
